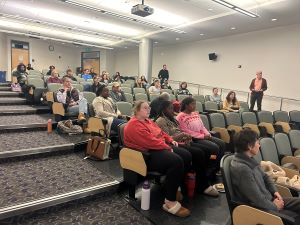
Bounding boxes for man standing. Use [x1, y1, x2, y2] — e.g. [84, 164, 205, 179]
[158, 64, 169, 84]
[249, 71, 267, 111]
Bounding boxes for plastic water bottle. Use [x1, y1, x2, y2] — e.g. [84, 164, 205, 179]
[47, 119, 52, 133]
[141, 180, 150, 210]
[185, 172, 196, 198]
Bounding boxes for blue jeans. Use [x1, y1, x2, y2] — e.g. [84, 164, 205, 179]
[111, 118, 125, 134]
[67, 98, 88, 116]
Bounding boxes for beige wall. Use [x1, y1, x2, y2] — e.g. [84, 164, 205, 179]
[114, 23, 300, 100]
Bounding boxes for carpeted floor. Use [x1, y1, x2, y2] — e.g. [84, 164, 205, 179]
[0, 192, 153, 225]
[0, 114, 52, 126]
[0, 152, 115, 208]
[0, 130, 90, 152]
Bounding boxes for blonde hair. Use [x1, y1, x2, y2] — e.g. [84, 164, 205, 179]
[133, 100, 147, 116]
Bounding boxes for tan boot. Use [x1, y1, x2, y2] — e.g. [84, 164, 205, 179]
[78, 112, 86, 123]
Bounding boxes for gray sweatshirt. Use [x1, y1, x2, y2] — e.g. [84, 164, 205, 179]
[230, 153, 278, 211]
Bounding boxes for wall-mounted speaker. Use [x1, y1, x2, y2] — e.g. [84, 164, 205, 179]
[209, 53, 217, 61]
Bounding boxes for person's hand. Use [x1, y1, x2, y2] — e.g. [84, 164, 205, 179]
[274, 192, 283, 201]
[204, 134, 212, 140]
[172, 141, 178, 147]
[273, 198, 284, 210]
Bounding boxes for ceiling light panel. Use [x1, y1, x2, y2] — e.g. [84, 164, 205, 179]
[6, 1, 142, 37]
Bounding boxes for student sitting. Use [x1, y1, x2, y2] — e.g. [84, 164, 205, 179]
[148, 79, 161, 94]
[63, 69, 77, 82]
[223, 91, 240, 112]
[156, 100, 219, 196]
[92, 85, 126, 134]
[124, 100, 191, 217]
[141, 75, 149, 89]
[161, 79, 172, 90]
[178, 82, 192, 96]
[113, 72, 124, 83]
[89, 76, 101, 94]
[109, 82, 126, 103]
[12, 63, 28, 86]
[177, 97, 225, 174]
[46, 65, 55, 75]
[209, 88, 221, 104]
[47, 70, 62, 84]
[89, 68, 97, 78]
[149, 92, 170, 119]
[81, 69, 92, 81]
[56, 77, 88, 122]
[134, 77, 144, 88]
[27, 63, 34, 70]
[100, 73, 111, 84]
[231, 129, 300, 222]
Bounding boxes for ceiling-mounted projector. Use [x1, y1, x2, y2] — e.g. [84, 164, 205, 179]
[131, 1, 153, 17]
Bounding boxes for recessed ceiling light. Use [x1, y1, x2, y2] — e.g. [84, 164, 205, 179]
[230, 27, 236, 30]
[154, 41, 158, 44]
[175, 37, 180, 40]
[124, 46, 128, 48]
[200, 33, 204, 36]
[271, 18, 277, 21]
[208, 8, 213, 11]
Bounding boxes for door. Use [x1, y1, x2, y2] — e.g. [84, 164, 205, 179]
[11, 40, 29, 71]
[81, 51, 100, 75]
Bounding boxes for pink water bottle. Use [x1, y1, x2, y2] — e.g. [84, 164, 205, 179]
[185, 172, 196, 198]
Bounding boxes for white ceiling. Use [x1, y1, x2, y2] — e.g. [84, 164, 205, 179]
[0, 0, 299, 50]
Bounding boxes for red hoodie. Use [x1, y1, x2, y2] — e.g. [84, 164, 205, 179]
[124, 117, 173, 151]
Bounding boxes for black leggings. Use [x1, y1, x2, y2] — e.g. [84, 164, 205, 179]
[147, 147, 191, 201]
[181, 144, 211, 192]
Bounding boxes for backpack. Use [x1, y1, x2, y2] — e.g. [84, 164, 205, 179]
[11, 83, 22, 92]
[56, 120, 83, 134]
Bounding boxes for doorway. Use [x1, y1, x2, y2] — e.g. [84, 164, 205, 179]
[81, 51, 100, 76]
[11, 40, 29, 72]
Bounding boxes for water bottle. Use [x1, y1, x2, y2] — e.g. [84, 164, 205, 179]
[47, 119, 52, 133]
[141, 180, 150, 210]
[185, 172, 196, 198]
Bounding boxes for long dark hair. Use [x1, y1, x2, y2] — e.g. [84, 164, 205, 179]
[180, 97, 195, 112]
[156, 100, 178, 124]
[226, 91, 237, 104]
[17, 63, 26, 72]
[95, 84, 106, 97]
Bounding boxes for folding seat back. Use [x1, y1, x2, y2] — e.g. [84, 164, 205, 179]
[257, 111, 275, 135]
[28, 78, 45, 88]
[290, 110, 300, 123]
[200, 114, 210, 130]
[259, 137, 280, 165]
[169, 94, 176, 101]
[196, 101, 204, 113]
[204, 101, 219, 111]
[289, 130, 300, 150]
[161, 89, 173, 94]
[225, 112, 243, 133]
[204, 95, 210, 102]
[134, 93, 148, 101]
[116, 102, 132, 116]
[42, 69, 48, 75]
[274, 133, 293, 157]
[239, 101, 250, 112]
[274, 111, 291, 133]
[121, 87, 132, 94]
[149, 94, 159, 102]
[73, 84, 84, 92]
[177, 94, 190, 102]
[242, 112, 260, 136]
[253, 150, 263, 163]
[124, 93, 134, 104]
[133, 87, 146, 95]
[193, 95, 205, 104]
[121, 83, 133, 88]
[47, 83, 62, 92]
[82, 92, 96, 104]
[274, 110, 290, 123]
[210, 113, 230, 143]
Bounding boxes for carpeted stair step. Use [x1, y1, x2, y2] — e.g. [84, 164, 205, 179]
[0, 151, 119, 220]
[0, 129, 90, 158]
[0, 91, 23, 97]
[0, 105, 50, 115]
[0, 97, 27, 105]
[0, 87, 11, 91]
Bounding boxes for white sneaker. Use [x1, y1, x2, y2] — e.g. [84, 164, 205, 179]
[203, 185, 219, 197]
